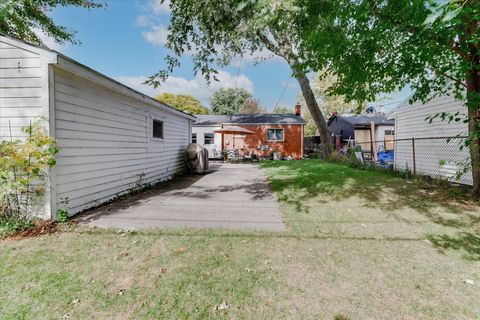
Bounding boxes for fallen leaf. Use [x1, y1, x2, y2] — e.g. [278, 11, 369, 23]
[175, 247, 187, 254]
[119, 251, 129, 257]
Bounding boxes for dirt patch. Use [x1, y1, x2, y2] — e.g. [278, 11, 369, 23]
[7, 220, 59, 240]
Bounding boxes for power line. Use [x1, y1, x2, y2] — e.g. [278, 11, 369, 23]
[272, 80, 290, 113]
[233, 56, 243, 89]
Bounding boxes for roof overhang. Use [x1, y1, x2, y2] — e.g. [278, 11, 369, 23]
[55, 55, 196, 121]
[0, 34, 195, 121]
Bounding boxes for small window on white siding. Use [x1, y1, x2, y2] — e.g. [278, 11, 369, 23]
[266, 128, 284, 142]
[204, 133, 214, 144]
[192, 133, 197, 143]
[153, 119, 164, 139]
[385, 130, 395, 136]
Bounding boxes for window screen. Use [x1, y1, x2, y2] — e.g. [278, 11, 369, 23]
[204, 133, 214, 144]
[153, 119, 164, 139]
[266, 128, 284, 141]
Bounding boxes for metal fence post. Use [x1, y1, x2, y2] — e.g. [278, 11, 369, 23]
[412, 137, 416, 175]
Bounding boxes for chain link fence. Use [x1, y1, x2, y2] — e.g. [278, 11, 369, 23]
[351, 136, 473, 186]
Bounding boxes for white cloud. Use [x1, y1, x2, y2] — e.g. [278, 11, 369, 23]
[152, 0, 171, 15]
[135, 15, 151, 27]
[115, 70, 254, 105]
[142, 24, 169, 46]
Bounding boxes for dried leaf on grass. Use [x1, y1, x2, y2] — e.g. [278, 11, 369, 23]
[9, 220, 58, 239]
[174, 247, 187, 254]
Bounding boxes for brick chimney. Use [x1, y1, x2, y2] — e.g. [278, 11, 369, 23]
[294, 103, 301, 116]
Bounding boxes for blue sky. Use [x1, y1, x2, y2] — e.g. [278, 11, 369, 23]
[47, 0, 408, 112]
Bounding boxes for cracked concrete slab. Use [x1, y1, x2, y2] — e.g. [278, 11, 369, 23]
[76, 163, 285, 231]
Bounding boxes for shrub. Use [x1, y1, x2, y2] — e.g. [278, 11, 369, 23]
[0, 120, 58, 228]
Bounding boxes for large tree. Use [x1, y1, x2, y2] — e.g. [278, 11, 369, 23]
[239, 97, 264, 114]
[297, 0, 480, 194]
[0, 0, 102, 46]
[209, 88, 252, 114]
[155, 93, 210, 115]
[146, 0, 333, 155]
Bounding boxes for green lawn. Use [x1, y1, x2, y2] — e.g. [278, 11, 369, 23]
[1, 160, 479, 319]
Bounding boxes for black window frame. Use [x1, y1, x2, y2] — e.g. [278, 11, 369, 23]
[152, 119, 164, 139]
[204, 133, 215, 145]
[192, 132, 197, 144]
[384, 130, 395, 136]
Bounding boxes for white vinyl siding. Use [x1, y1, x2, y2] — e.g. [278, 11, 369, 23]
[53, 67, 191, 215]
[0, 39, 50, 139]
[0, 38, 55, 218]
[1, 35, 193, 218]
[391, 95, 472, 185]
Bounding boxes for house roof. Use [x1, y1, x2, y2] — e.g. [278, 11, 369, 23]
[193, 114, 307, 126]
[328, 114, 394, 127]
[0, 34, 196, 121]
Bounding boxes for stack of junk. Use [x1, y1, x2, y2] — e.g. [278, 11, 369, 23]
[184, 143, 209, 174]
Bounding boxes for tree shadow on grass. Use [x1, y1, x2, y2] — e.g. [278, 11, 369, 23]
[427, 232, 480, 261]
[261, 160, 480, 230]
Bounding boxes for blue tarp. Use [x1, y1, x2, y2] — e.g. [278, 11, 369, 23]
[378, 150, 394, 164]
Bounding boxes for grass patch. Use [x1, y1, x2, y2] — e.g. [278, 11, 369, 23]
[1, 160, 479, 319]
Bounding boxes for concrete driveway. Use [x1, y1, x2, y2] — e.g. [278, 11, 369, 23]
[76, 163, 285, 231]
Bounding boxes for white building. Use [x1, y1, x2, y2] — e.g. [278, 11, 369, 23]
[0, 35, 195, 219]
[191, 115, 227, 158]
[389, 94, 472, 185]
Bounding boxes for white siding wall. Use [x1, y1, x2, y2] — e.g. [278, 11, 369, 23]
[192, 125, 222, 158]
[53, 67, 191, 215]
[0, 39, 50, 139]
[392, 95, 472, 185]
[0, 38, 53, 218]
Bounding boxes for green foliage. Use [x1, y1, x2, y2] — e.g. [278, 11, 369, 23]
[56, 197, 69, 223]
[309, 71, 360, 116]
[296, 0, 480, 190]
[155, 93, 210, 115]
[0, 119, 58, 221]
[298, 0, 479, 107]
[428, 233, 480, 261]
[209, 88, 253, 114]
[0, 215, 35, 238]
[0, 0, 103, 46]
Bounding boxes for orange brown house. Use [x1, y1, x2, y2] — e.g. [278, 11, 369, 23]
[192, 111, 306, 159]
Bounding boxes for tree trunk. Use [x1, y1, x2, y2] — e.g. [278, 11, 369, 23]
[466, 70, 480, 195]
[295, 75, 332, 156]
